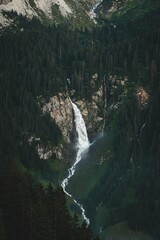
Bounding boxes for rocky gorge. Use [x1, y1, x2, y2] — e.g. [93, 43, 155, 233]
[40, 76, 104, 160]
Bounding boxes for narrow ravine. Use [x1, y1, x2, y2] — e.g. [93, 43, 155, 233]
[89, 0, 103, 23]
[61, 100, 90, 226]
[102, 75, 108, 133]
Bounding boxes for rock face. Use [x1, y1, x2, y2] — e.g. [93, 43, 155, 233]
[0, 0, 96, 27]
[40, 84, 103, 159]
[41, 93, 73, 160]
[43, 93, 73, 144]
[0, 0, 72, 27]
[75, 86, 103, 135]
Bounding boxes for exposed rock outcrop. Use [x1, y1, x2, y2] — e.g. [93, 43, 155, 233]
[136, 87, 149, 109]
[40, 93, 73, 159]
[75, 86, 103, 135]
[37, 80, 104, 160]
[43, 93, 73, 144]
[0, 0, 96, 27]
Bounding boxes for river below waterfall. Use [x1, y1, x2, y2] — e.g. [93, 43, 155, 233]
[61, 101, 90, 226]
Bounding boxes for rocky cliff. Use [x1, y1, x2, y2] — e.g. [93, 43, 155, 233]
[40, 82, 103, 159]
[75, 86, 103, 135]
[0, 0, 97, 27]
[42, 93, 73, 145]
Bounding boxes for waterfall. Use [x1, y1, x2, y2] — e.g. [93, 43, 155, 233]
[61, 101, 90, 226]
[102, 75, 108, 134]
[89, 0, 103, 23]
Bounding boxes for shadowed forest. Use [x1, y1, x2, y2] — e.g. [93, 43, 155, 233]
[0, 3, 160, 239]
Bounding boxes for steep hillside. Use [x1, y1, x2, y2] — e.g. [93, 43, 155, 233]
[96, 0, 160, 24]
[0, 1, 160, 240]
[64, 4, 160, 239]
[0, 0, 99, 27]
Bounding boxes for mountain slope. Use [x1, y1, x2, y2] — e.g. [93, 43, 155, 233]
[0, 0, 98, 27]
[0, 1, 160, 240]
[97, 0, 160, 22]
[63, 4, 160, 239]
[0, 0, 71, 26]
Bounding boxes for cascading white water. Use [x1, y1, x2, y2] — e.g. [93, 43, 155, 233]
[89, 0, 103, 23]
[102, 75, 108, 134]
[130, 121, 147, 166]
[61, 101, 90, 226]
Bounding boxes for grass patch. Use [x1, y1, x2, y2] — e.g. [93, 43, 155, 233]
[101, 221, 154, 240]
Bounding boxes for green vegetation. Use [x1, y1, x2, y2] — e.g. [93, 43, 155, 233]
[0, 1, 160, 239]
[0, 161, 100, 240]
[59, 4, 160, 239]
[101, 0, 160, 24]
[28, 0, 37, 9]
[28, 0, 51, 23]
[65, 0, 94, 28]
[51, 4, 65, 24]
[102, 221, 154, 240]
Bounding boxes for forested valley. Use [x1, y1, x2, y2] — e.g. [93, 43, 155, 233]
[0, 161, 101, 240]
[0, 2, 160, 239]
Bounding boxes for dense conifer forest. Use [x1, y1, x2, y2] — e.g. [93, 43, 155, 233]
[0, 161, 100, 240]
[0, 2, 160, 239]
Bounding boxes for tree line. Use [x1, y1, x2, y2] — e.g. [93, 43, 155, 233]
[0, 161, 100, 240]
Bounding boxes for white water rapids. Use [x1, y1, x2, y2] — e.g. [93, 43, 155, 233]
[102, 75, 108, 133]
[89, 0, 103, 23]
[61, 101, 90, 226]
